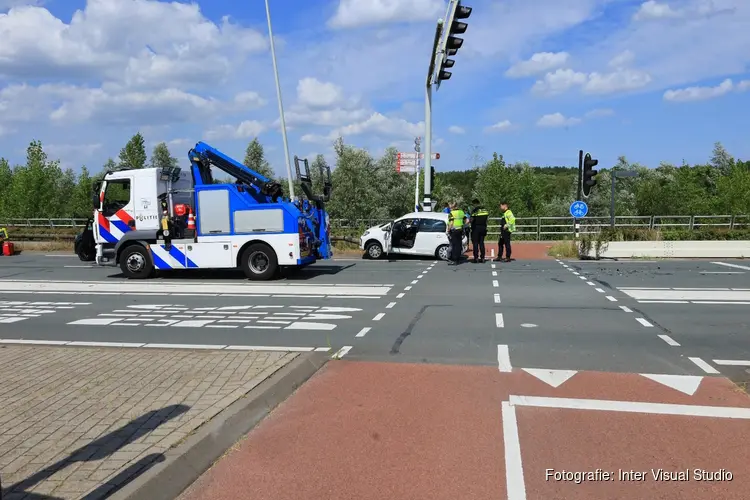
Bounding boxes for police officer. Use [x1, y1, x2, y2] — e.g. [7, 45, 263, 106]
[469, 198, 489, 263]
[446, 202, 467, 265]
[495, 201, 515, 262]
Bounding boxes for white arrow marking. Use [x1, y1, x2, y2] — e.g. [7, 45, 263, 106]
[522, 368, 577, 388]
[640, 374, 703, 395]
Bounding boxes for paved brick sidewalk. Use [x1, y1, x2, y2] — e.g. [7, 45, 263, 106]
[0, 345, 298, 500]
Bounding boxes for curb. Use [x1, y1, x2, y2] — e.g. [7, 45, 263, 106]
[109, 352, 329, 500]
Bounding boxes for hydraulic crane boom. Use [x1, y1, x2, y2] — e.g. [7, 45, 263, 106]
[188, 141, 284, 203]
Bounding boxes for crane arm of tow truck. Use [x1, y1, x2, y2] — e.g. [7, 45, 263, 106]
[187, 141, 284, 203]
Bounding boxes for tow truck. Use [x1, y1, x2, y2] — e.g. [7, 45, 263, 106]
[87, 142, 332, 280]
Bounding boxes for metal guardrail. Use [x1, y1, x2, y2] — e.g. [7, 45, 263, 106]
[0, 215, 748, 240]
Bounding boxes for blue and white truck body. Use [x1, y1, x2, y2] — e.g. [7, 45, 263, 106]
[92, 141, 333, 280]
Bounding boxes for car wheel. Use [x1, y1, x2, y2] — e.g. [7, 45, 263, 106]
[436, 244, 450, 261]
[366, 241, 384, 259]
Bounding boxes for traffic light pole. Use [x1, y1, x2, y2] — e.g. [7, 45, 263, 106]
[576, 149, 583, 240]
[422, 19, 444, 212]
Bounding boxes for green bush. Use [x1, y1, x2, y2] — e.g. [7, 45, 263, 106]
[661, 228, 750, 240]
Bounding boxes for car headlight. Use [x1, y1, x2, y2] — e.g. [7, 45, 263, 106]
[363, 230, 370, 237]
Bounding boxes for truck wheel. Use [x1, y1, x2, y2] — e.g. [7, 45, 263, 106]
[436, 244, 450, 261]
[365, 241, 384, 259]
[240, 243, 278, 280]
[119, 245, 154, 279]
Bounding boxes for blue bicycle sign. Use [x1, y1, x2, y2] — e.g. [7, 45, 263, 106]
[570, 200, 588, 218]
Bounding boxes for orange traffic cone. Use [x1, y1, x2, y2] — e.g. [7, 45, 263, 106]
[187, 210, 196, 230]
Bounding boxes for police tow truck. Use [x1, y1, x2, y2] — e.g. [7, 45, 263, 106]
[90, 141, 332, 280]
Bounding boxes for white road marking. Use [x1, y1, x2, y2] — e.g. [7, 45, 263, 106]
[355, 327, 371, 338]
[620, 288, 750, 301]
[701, 271, 745, 274]
[688, 357, 720, 374]
[502, 402, 527, 500]
[404, 286, 412, 291]
[640, 374, 703, 395]
[494, 293, 501, 303]
[144, 343, 226, 349]
[492, 271, 498, 276]
[411, 280, 418, 284]
[637, 300, 689, 304]
[579, 276, 587, 280]
[520, 323, 537, 328]
[396, 293, 405, 299]
[386, 302, 396, 309]
[45, 254, 78, 257]
[64, 265, 95, 268]
[657, 334, 680, 346]
[605, 295, 617, 302]
[711, 261, 750, 271]
[595, 288, 605, 293]
[497, 344, 512, 372]
[522, 368, 577, 388]
[713, 360, 750, 366]
[496, 313, 504, 328]
[373, 313, 385, 321]
[635, 317, 653, 327]
[287, 322, 337, 330]
[0, 280, 391, 297]
[332, 346, 352, 359]
[586, 281, 595, 286]
[572, 272, 580, 275]
[491, 264, 496, 269]
[0, 339, 70, 345]
[509, 395, 750, 419]
[691, 301, 750, 305]
[492, 280, 499, 287]
[418, 275, 424, 278]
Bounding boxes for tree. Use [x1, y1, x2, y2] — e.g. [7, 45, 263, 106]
[151, 142, 178, 169]
[118, 132, 147, 169]
[243, 138, 274, 179]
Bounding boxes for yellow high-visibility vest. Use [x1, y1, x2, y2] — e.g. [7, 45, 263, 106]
[449, 209, 466, 229]
[503, 209, 516, 232]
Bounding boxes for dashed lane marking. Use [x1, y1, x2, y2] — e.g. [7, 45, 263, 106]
[404, 286, 412, 291]
[594, 287, 605, 293]
[355, 327, 371, 338]
[619, 305, 633, 313]
[605, 295, 617, 302]
[494, 293, 501, 303]
[657, 334, 680, 346]
[372, 313, 385, 321]
[492, 280, 499, 287]
[386, 302, 396, 309]
[332, 346, 353, 359]
[396, 293, 405, 298]
[713, 360, 750, 366]
[496, 313, 504, 328]
[586, 281, 595, 286]
[492, 271, 498, 276]
[497, 344, 512, 372]
[411, 280, 418, 284]
[635, 317, 653, 327]
[688, 357, 720, 374]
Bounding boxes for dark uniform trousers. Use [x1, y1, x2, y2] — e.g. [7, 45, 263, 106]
[471, 227, 487, 260]
[498, 229, 512, 260]
[449, 229, 463, 262]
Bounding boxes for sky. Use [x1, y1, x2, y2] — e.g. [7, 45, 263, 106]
[1, 0, 749, 177]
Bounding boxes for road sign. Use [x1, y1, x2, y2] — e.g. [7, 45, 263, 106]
[398, 152, 419, 159]
[397, 158, 418, 166]
[397, 165, 417, 173]
[570, 200, 588, 218]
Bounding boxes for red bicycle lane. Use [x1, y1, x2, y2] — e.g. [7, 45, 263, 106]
[178, 361, 750, 500]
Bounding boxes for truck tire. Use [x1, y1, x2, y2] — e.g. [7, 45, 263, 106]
[240, 243, 278, 280]
[119, 245, 154, 279]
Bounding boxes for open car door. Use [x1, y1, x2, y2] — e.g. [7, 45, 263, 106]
[383, 222, 393, 255]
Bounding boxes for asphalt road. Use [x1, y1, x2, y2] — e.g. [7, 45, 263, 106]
[1, 253, 749, 383]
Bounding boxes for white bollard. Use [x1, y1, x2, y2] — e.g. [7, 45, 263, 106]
[491, 248, 495, 258]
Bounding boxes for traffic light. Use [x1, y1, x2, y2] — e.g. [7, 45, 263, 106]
[430, 166, 436, 190]
[582, 153, 598, 198]
[437, 1, 472, 83]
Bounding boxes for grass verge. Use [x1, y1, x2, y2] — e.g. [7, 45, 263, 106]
[547, 240, 578, 258]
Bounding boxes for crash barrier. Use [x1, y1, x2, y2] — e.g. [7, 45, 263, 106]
[1, 214, 749, 240]
[582, 240, 750, 259]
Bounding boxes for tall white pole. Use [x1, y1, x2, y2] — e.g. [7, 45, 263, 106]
[423, 84, 433, 211]
[264, 0, 294, 199]
[415, 155, 420, 209]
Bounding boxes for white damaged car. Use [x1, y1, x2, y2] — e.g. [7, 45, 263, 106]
[359, 212, 468, 260]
